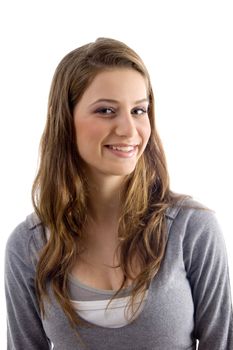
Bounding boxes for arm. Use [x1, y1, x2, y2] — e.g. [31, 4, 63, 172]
[183, 209, 233, 349]
[5, 222, 50, 350]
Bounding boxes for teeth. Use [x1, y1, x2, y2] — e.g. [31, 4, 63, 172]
[109, 145, 135, 152]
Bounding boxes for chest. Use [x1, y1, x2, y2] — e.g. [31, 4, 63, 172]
[70, 249, 140, 291]
[43, 244, 196, 349]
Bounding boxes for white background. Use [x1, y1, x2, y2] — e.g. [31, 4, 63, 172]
[0, 0, 232, 347]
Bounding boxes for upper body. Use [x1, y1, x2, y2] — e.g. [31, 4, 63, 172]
[4, 38, 233, 349]
[5, 198, 233, 349]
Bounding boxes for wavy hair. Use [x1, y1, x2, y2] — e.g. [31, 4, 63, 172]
[32, 37, 182, 335]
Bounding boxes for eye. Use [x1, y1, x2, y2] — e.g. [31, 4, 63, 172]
[95, 107, 115, 116]
[131, 107, 148, 116]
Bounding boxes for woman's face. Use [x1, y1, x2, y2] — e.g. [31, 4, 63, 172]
[73, 68, 151, 180]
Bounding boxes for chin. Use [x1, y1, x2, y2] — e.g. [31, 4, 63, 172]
[86, 162, 138, 179]
[106, 166, 136, 177]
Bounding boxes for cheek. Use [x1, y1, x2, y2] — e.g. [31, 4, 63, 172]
[75, 120, 105, 149]
[141, 119, 151, 144]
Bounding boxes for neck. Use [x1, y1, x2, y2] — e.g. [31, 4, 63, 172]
[86, 174, 125, 224]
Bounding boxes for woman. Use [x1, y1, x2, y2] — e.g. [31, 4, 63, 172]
[5, 38, 233, 349]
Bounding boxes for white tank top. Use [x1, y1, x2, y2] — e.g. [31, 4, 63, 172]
[68, 274, 149, 328]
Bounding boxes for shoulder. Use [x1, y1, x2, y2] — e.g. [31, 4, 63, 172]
[166, 196, 220, 229]
[166, 197, 224, 248]
[168, 198, 227, 268]
[5, 213, 46, 267]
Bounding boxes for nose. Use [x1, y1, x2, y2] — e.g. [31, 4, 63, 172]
[114, 112, 137, 138]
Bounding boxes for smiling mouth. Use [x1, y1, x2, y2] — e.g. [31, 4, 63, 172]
[104, 144, 138, 158]
[106, 145, 137, 152]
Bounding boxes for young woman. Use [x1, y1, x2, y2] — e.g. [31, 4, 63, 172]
[5, 38, 233, 349]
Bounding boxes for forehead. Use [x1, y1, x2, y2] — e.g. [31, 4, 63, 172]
[81, 68, 148, 103]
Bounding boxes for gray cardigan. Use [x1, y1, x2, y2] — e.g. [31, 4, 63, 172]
[5, 199, 233, 349]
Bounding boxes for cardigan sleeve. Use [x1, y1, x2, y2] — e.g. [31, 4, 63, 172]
[183, 208, 233, 349]
[5, 221, 50, 350]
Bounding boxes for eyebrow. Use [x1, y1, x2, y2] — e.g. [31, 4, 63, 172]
[90, 98, 149, 107]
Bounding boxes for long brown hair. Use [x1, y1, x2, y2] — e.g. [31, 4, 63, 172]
[32, 37, 181, 331]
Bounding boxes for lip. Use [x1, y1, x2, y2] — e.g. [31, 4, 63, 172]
[104, 144, 138, 158]
[105, 143, 138, 147]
